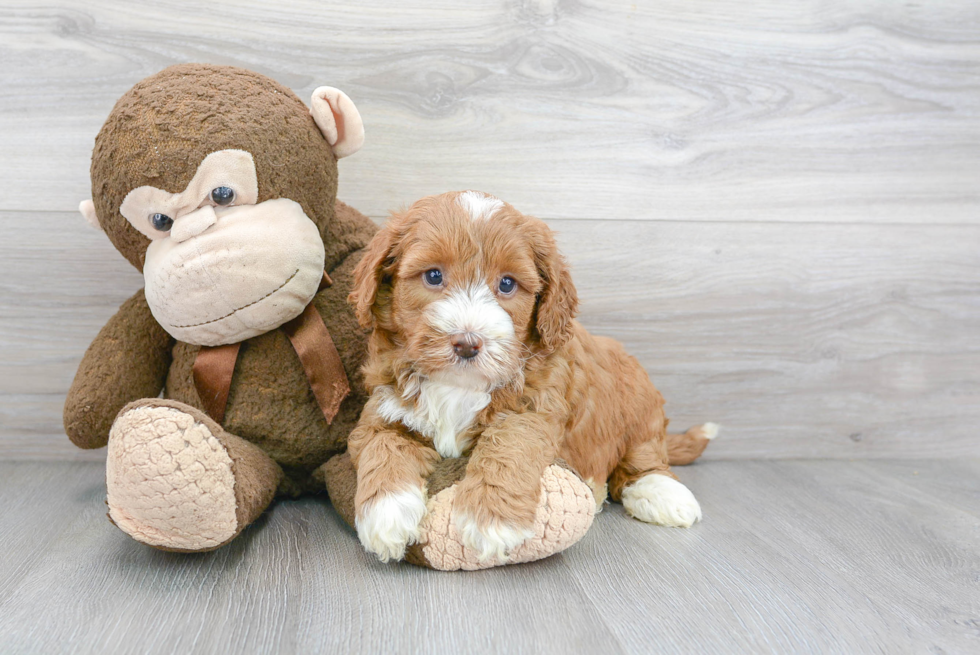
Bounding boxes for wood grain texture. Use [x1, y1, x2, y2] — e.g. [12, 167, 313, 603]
[0, 0, 978, 222]
[557, 219, 980, 460]
[5, 211, 977, 460]
[0, 460, 977, 654]
[0, 209, 141, 460]
[1, 1, 978, 460]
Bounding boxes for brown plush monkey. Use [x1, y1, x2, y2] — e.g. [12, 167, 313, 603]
[65, 64, 602, 568]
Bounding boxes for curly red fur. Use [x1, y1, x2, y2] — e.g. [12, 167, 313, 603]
[349, 191, 687, 545]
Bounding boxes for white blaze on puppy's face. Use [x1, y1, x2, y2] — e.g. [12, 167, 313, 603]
[422, 282, 523, 388]
[456, 190, 504, 221]
[429, 283, 515, 350]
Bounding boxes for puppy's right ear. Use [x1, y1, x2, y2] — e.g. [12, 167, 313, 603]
[349, 222, 397, 328]
[530, 218, 578, 354]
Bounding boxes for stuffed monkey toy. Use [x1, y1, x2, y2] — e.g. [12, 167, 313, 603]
[64, 64, 607, 570]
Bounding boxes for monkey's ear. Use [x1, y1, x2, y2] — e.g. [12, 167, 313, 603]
[78, 199, 103, 231]
[310, 87, 364, 159]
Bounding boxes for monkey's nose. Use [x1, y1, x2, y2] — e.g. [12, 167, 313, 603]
[451, 334, 483, 360]
[170, 205, 217, 243]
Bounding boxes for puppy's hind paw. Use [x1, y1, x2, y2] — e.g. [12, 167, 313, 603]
[355, 488, 427, 563]
[622, 474, 702, 528]
[455, 512, 534, 562]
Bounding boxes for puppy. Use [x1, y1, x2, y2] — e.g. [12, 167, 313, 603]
[347, 191, 712, 563]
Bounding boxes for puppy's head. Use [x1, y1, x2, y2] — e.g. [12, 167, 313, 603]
[349, 191, 578, 389]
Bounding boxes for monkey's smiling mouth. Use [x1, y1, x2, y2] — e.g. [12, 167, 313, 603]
[172, 269, 301, 329]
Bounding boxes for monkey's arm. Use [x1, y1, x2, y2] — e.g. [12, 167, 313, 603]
[64, 289, 174, 449]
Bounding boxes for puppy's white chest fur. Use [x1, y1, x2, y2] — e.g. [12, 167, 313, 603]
[375, 380, 490, 458]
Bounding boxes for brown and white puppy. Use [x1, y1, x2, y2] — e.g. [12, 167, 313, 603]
[347, 191, 709, 562]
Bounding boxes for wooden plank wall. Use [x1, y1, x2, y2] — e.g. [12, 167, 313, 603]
[1, 0, 978, 460]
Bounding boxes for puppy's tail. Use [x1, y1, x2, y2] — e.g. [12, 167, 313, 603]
[667, 422, 720, 466]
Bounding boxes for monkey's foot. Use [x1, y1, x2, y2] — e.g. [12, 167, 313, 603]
[408, 463, 596, 571]
[106, 399, 279, 552]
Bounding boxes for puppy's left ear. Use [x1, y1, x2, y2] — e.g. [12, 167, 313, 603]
[531, 221, 578, 353]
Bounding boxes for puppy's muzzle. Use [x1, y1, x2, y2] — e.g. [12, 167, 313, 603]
[451, 333, 483, 360]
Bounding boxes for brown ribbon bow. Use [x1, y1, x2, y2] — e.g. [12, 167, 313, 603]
[192, 272, 351, 425]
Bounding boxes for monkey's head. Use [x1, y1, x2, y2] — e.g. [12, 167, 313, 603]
[80, 64, 364, 347]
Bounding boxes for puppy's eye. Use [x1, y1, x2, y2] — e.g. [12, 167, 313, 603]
[149, 213, 174, 232]
[498, 276, 517, 295]
[210, 186, 235, 206]
[423, 269, 444, 287]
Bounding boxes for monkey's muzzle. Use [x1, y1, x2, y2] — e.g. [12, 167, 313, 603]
[143, 198, 326, 346]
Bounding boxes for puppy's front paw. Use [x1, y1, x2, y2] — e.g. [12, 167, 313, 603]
[622, 474, 702, 528]
[453, 481, 535, 562]
[355, 488, 427, 563]
[455, 512, 534, 562]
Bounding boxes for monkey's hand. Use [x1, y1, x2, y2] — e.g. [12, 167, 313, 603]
[64, 289, 174, 449]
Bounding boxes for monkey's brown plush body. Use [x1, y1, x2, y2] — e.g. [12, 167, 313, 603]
[64, 64, 608, 566]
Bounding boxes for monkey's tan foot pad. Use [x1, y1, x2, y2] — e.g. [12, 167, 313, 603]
[408, 464, 596, 571]
[106, 402, 239, 551]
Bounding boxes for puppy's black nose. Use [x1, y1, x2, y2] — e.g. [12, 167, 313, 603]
[451, 334, 483, 359]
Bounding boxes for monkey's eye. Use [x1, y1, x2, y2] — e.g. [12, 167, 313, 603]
[149, 213, 174, 232]
[498, 276, 517, 295]
[423, 269, 444, 288]
[210, 186, 235, 206]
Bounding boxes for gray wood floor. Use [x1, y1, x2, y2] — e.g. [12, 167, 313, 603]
[1, 459, 977, 654]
